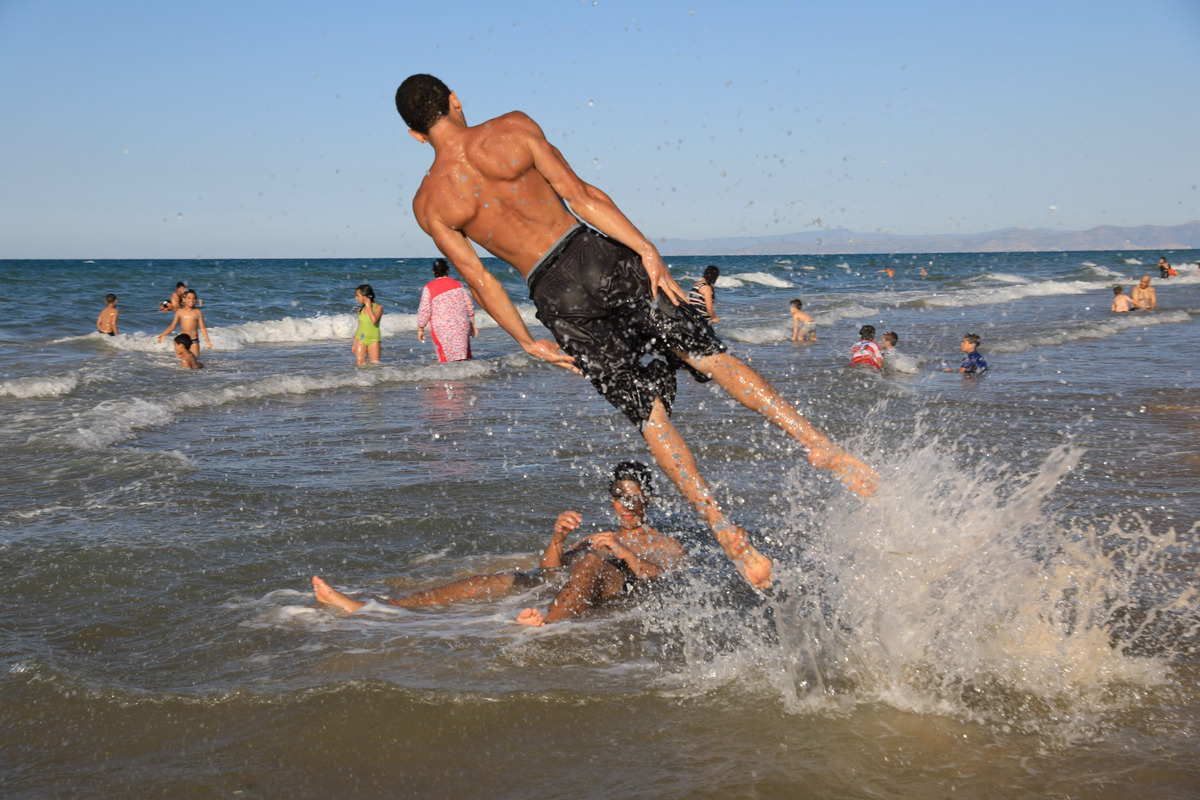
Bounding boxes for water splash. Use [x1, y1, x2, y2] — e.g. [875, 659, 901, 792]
[667, 435, 1196, 738]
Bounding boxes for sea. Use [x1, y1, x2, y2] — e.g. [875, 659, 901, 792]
[1, 250, 1198, 799]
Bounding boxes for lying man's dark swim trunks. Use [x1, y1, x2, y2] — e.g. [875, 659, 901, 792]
[526, 224, 726, 427]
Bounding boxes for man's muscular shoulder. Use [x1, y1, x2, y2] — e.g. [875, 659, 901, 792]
[465, 111, 545, 176]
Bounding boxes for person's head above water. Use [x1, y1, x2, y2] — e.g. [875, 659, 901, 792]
[610, 461, 653, 522]
[859, 325, 876, 340]
[432, 258, 450, 278]
[611, 460, 653, 497]
[395, 74, 453, 135]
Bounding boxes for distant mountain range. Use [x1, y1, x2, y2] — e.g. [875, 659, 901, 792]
[657, 220, 1200, 256]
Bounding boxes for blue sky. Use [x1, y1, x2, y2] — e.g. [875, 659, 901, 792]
[2, 0, 1198, 258]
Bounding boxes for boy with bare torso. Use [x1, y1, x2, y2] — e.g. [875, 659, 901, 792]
[96, 294, 119, 335]
[393, 75, 877, 589]
[158, 289, 211, 356]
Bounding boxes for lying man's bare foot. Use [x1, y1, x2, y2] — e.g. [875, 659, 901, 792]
[808, 445, 879, 497]
[713, 523, 773, 589]
[517, 607, 546, 626]
[312, 576, 366, 614]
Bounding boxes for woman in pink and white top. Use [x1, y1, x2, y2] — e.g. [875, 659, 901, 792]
[416, 259, 478, 362]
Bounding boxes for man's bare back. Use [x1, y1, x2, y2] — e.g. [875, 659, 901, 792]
[413, 112, 579, 277]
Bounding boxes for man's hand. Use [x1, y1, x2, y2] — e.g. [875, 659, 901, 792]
[642, 251, 687, 305]
[587, 531, 626, 558]
[524, 339, 581, 373]
[552, 511, 582, 541]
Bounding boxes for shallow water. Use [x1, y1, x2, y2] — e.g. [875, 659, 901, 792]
[2, 252, 1198, 798]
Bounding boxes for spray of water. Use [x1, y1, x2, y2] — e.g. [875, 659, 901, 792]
[663, 433, 1196, 739]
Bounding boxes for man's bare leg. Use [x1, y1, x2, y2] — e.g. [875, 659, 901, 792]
[385, 573, 522, 608]
[641, 399, 773, 589]
[313, 576, 367, 614]
[688, 352, 878, 496]
[518, 552, 626, 625]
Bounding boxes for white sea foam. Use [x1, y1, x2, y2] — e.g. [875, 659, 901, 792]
[49, 358, 508, 450]
[920, 279, 1108, 308]
[883, 351, 921, 373]
[0, 373, 79, 398]
[724, 325, 792, 345]
[734, 272, 793, 289]
[99, 307, 513, 354]
[991, 310, 1191, 354]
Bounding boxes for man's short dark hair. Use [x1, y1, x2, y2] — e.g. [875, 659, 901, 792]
[859, 325, 876, 340]
[432, 258, 450, 278]
[611, 461, 653, 495]
[396, 74, 452, 135]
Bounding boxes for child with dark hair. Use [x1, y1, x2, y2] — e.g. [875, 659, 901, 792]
[945, 333, 987, 375]
[173, 334, 202, 369]
[790, 299, 816, 342]
[688, 264, 720, 323]
[96, 294, 119, 336]
[353, 284, 383, 365]
[1110, 285, 1145, 313]
[417, 259, 477, 362]
[849, 325, 883, 369]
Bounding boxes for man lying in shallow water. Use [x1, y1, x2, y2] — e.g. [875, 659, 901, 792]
[313, 461, 685, 625]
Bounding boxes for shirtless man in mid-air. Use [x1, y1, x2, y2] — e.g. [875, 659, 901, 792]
[394, 74, 877, 589]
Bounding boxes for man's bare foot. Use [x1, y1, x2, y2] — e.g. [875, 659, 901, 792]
[312, 576, 366, 614]
[808, 445, 879, 497]
[736, 545, 773, 590]
[713, 523, 773, 589]
[517, 608, 546, 626]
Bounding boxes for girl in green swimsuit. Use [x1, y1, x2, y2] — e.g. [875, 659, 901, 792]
[352, 284, 383, 365]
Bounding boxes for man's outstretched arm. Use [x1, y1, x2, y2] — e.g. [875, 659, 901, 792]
[419, 214, 578, 371]
[518, 116, 688, 306]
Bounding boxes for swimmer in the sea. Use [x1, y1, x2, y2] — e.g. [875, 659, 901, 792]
[173, 334, 202, 369]
[1130, 276, 1156, 310]
[96, 293, 119, 336]
[313, 461, 685, 625]
[1111, 285, 1145, 313]
[158, 282, 188, 312]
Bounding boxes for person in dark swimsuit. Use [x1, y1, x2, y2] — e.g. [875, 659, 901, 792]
[687, 264, 720, 323]
[312, 462, 685, 625]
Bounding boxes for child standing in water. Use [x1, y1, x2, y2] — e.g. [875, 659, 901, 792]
[790, 299, 816, 342]
[157, 290, 211, 356]
[96, 294, 119, 336]
[353, 284, 383, 365]
[945, 333, 988, 376]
